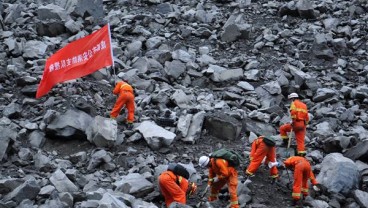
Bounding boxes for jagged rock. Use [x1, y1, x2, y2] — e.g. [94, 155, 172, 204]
[28, 130, 46, 148]
[203, 113, 242, 140]
[3, 179, 40, 204]
[87, 149, 113, 171]
[316, 153, 359, 194]
[86, 116, 117, 148]
[353, 189, 368, 208]
[344, 140, 368, 163]
[136, 121, 176, 150]
[46, 109, 93, 139]
[182, 111, 206, 144]
[114, 173, 154, 197]
[49, 169, 79, 192]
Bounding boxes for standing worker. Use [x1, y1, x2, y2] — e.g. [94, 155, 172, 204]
[110, 80, 135, 129]
[282, 156, 320, 207]
[198, 155, 239, 208]
[158, 163, 197, 207]
[245, 136, 279, 181]
[280, 93, 309, 156]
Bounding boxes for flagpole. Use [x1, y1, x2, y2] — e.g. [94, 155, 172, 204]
[107, 22, 116, 84]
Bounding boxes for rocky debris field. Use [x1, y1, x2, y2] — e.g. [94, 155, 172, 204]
[1, 0, 368, 207]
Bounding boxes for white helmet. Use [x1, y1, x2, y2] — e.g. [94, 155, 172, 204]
[288, 93, 299, 99]
[199, 156, 210, 168]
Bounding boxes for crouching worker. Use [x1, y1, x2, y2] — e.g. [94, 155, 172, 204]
[282, 156, 320, 207]
[110, 80, 135, 129]
[244, 136, 279, 182]
[198, 155, 239, 208]
[158, 163, 197, 207]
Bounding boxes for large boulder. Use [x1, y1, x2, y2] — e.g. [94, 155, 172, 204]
[136, 121, 176, 150]
[316, 153, 359, 195]
[203, 113, 242, 140]
[46, 109, 93, 139]
[113, 173, 154, 198]
[86, 116, 117, 148]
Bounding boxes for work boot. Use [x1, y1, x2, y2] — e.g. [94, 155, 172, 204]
[126, 122, 134, 130]
[292, 199, 303, 207]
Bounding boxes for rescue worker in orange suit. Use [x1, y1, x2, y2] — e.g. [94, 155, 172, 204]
[110, 80, 135, 128]
[245, 136, 279, 181]
[199, 155, 239, 208]
[158, 164, 197, 207]
[282, 156, 319, 206]
[280, 93, 310, 156]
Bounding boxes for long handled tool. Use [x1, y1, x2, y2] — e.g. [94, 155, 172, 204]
[194, 185, 210, 208]
[284, 129, 294, 158]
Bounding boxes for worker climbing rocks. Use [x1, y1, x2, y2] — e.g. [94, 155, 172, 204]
[282, 156, 320, 207]
[158, 163, 197, 207]
[280, 93, 309, 156]
[244, 136, 279, 181]
[198, 155, 239, 208]
[110, 80, 135, 129]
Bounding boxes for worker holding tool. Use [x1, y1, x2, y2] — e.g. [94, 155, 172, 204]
[158, 163, 197, 207]
[244, 136, 279, 182]
[281, 156, 320, 207]
[198, 155, 239, 208]
[280, 93, 309, 156]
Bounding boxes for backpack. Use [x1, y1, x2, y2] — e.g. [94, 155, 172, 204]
[167, 163, 190, 180]
[210, 149, 243, 167]
[263, 137, 276, 147]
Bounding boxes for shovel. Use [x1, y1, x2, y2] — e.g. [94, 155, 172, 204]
[194, 185, 210, 208]
[283, 129, 295, 158]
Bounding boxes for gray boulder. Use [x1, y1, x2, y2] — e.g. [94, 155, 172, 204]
[203, 113, 242, 141]
[344, 140, 368, 163]
[46, 109, 93, 139]
[3, 179, 40, 204]
[86, 116, 117, 148]
[316, 153, 359, 194]
[136, 121, 176, 150]
[49, 169, 79, 192]
[114, 173, 154, 197]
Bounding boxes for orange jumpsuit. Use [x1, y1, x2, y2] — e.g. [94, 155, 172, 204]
[283, 156, 318, 201]
[110, 81, 135, 123]
[159, 170, 189, 207]
[208, 158, 239, 208]
[246, 137, 278, 178]
[280, 99, 309, 155]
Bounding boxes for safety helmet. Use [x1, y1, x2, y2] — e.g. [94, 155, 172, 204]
[288, 93, 299, 99]
[199, 156, 210, 168]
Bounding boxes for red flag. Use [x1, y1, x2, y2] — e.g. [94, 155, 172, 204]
[36, 24, 114, 98]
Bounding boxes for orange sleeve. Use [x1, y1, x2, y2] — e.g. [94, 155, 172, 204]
[113, 82, 121, 95]
[309, 170, 318, 185]
[179, 178, 189, 194]
[268, 146, 276, 162]
[216, 159, 229, 179]
[208, 159, 215, 183]
[250, 138, 259, 160]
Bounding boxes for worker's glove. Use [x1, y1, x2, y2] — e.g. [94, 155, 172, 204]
[313, 185, 321, 192]
[213, 177, 220, 183]
[187, 182, 198, 196]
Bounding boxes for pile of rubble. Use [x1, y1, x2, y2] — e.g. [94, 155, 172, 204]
[0, 0, 368, 207]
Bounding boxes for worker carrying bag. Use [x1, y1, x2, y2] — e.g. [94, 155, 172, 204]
[210, 148, 243, 167]
[167, 163, 190, 180]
